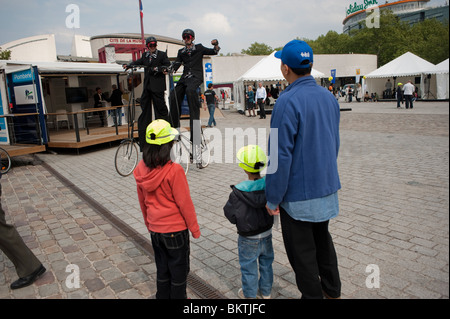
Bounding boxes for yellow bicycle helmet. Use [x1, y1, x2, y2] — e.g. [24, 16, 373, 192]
[146, 120, 178, 145]
[236, 145, 267, 173]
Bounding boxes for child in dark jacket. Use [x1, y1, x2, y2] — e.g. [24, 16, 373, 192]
[224, 145, 274, 299]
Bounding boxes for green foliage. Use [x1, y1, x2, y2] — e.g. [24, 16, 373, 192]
[409, 18, 449, 64]
[241, 42, 273, 55]
[241, 10, 449, 66]
[310, 10, 448, 66]
[0, 47, 11, 60]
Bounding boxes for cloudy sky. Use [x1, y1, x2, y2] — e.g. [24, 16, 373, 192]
[0, 0, 448, 55]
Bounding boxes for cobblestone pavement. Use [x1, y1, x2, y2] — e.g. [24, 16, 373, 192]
[1, 101, 448, 299]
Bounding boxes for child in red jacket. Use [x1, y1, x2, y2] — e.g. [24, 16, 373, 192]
[134, 119, 200, 299]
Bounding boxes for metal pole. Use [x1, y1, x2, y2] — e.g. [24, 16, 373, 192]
[139, 0, 145, 45]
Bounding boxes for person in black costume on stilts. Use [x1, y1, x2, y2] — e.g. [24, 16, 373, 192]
[123, 37, 171, 151]
[168, 29, 220, 168]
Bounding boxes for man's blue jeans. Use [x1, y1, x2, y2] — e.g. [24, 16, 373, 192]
[207, 104, 216, 127]
[238, 234, 274, 298]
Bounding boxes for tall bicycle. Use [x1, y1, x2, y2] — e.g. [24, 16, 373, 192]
[167, 69, 211, 175]
[172, 123, 210, 175]
[114, 67, 212, 176]
[114, 68, 140, 177]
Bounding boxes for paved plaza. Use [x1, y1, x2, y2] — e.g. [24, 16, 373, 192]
[0, 100, 448, 299]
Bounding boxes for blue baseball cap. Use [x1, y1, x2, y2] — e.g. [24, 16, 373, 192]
[275, 40, 313, 69]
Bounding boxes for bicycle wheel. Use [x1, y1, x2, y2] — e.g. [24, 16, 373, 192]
[115, 140, 139, 177]
[200, 133, 211, 168]
[0, 148, 12, 174]
[172, 138, 189, 175]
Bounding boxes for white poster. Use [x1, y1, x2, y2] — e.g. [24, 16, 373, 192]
[14, 84, 37, 105]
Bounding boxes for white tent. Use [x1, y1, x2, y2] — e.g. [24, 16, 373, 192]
[233, 52, 325, 111]
[427, 59, 449, 100]
[364, 52, 445, 100]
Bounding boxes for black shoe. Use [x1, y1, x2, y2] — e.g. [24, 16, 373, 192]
[10, 264, 46, 290]
[196, 163, 205, 169]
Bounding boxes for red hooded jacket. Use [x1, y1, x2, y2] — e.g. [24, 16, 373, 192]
[133, 160, 200, 238]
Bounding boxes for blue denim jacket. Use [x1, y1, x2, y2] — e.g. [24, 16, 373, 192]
[266, 76, 341, 221]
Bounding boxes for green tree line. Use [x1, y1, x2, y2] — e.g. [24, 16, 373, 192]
[242, 11, 449, 67]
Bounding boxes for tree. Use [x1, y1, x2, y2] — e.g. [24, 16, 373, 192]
[241, 42, 273, 55]
[347, 10, 411, 66]
[307, 31, 351, 54]
[409, 19, 449, 64]
[240, 11, 449, 65]
[0, 47, 11, 60]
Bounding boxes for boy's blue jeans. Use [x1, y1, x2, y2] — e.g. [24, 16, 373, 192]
[238, 234, 274, 298]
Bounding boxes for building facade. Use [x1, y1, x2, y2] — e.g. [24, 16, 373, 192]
[343, 0, 449, 34]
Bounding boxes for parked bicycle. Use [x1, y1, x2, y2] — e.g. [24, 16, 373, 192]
[0, 147, 11, 175]
[114, 67, 140, 177]
[0, 126, 12, 174]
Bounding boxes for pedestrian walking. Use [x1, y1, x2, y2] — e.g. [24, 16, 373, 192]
[204, 83, 219, 127]
[255, 82, 267, 119]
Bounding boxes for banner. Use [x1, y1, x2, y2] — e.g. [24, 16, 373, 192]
[331, 69, 336, 84]
[13, 84, 37, 105]
[0, 72, 10, 144]
[205, 63, 213, 88]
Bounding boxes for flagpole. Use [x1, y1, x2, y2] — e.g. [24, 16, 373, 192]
[139, 0, 145, 45]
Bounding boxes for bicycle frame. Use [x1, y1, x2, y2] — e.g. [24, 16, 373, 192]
[114, 67, 140, 177]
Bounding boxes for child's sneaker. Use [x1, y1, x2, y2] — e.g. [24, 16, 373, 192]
[238, 288, 256, 299]
[257, 291, 271, 299]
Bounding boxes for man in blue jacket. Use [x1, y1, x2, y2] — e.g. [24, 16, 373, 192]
[265, 40, 342, 299]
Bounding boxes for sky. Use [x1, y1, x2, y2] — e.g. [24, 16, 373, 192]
[0, 0, 448, 56]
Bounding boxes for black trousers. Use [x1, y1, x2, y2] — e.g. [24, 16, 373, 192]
[94, 106, 105, 126]
[257, 98, 266, 118]
[404, 94, 414, 109]
[0, 184, 42, 278]
[169, 78, 202, 162]
[150, 229, 190, 299]
[138, 89, 169, 151]
[280, 207, 341, 299]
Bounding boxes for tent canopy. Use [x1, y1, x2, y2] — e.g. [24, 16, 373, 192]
[232, 52, 325, 111]
[0, 60, 127, 74]
[365, 52, 436, 78]
[236, 51, 325, 82]
[426, 58, 449, 75]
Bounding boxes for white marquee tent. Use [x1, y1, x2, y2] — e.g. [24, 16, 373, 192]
[233, 52, 325, 111]
[364, 52, 448, 100]
[427, 58, 449, 100]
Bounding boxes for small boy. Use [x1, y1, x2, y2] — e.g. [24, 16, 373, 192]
[224, 145, 274, 299]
